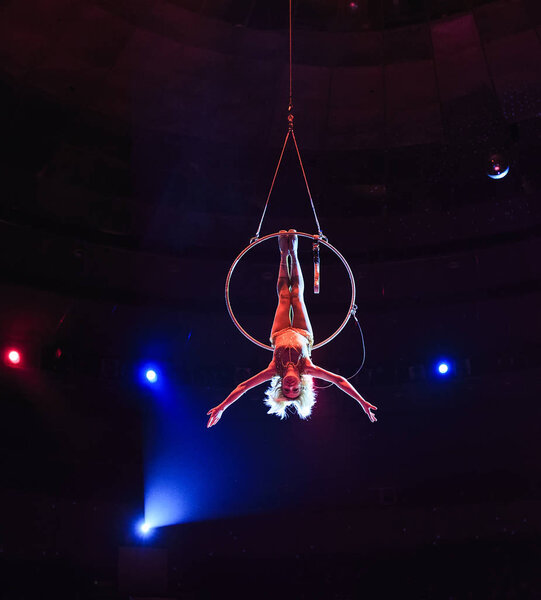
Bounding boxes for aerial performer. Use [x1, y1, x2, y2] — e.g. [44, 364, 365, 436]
[207, 230, 377, 428]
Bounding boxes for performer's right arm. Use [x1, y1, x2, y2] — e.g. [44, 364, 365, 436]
[207, 362, 276, 428]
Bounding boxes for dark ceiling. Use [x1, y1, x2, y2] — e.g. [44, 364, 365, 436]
[141, 0, 538, 32]
[1, 0, 540, 335]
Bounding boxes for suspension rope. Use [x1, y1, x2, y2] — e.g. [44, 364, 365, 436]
[289, 0, 293, 114]
[251, 0, 326, 243]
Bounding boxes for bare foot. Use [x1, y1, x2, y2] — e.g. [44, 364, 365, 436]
[278, 230, 289, 254]
[288, 229, 298, 255]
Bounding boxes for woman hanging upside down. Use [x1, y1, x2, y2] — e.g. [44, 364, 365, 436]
[207, 230, 377, 428]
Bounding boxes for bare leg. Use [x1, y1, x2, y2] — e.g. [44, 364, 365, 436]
[271, 231, 293, 340]
[289, 229, 313, 337]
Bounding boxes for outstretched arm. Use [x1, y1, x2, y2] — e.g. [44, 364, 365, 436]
[305, 362, 377, 422]
[207, 362, 276, 428]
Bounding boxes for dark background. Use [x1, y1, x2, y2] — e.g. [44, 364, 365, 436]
[1, 0, 540, 598]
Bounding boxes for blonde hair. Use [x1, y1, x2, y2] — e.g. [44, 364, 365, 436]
[264, 375, 316, 420]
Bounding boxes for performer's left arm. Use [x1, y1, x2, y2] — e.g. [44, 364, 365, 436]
[305, 361, 377, 422]
[206, 362, 276, 428]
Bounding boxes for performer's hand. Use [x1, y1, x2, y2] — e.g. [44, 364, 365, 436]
[362, 402, 377, 423]
[207, 406, 224, 428]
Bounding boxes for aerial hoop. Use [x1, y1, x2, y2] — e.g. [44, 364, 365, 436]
[225, 232, 356, 351]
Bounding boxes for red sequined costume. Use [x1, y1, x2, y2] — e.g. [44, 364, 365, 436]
[270, 327, 313, 377]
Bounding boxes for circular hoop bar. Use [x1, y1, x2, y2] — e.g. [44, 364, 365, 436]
[225, 232, 356, 351]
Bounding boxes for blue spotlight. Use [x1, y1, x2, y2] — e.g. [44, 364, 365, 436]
[437, 361, 450, 375]
[139, 363, 163, 388]
[145, 484, 187, 528]
[137, 520, 153, 538]
[146, 369, 158, 383]
[140, 522, 151, 534]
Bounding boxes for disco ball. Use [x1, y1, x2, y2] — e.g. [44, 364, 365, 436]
[486, 153, 509, 180]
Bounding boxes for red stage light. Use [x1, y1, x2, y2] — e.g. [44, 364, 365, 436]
[7, 349, 21, 365]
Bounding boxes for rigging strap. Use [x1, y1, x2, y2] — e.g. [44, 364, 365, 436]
[314, 304, 367, 389]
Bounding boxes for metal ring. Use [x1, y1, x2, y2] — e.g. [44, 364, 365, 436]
[225, 232, 356, 351]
